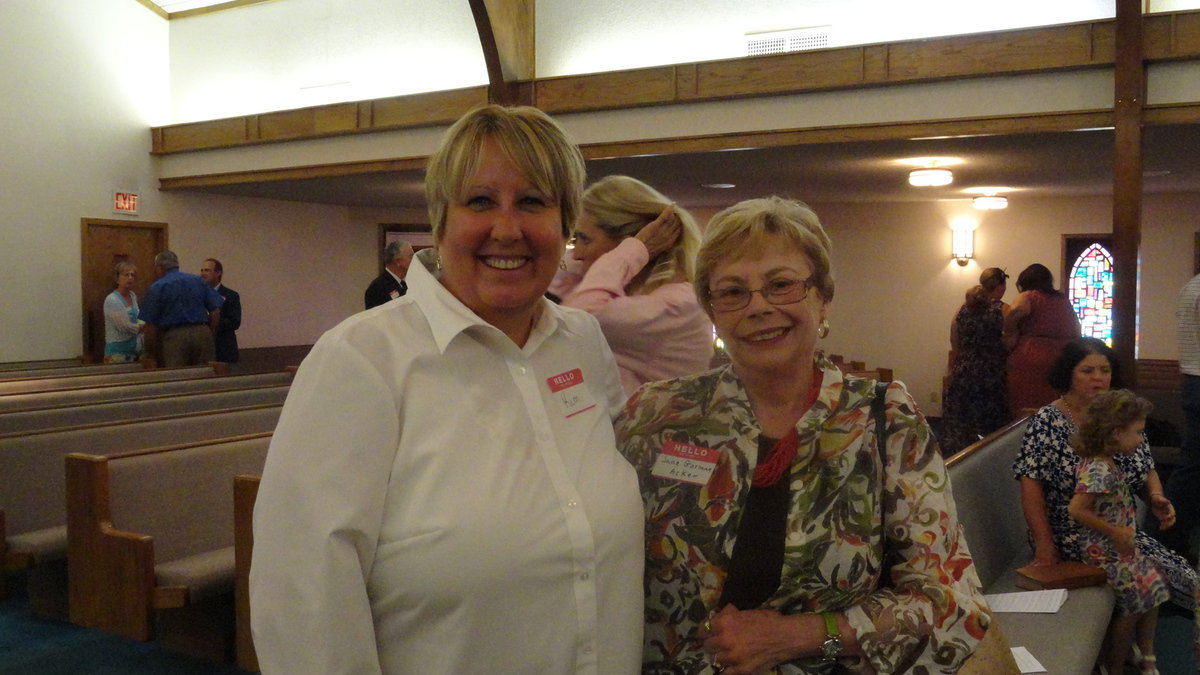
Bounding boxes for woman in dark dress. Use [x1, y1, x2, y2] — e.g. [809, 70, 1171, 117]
[941, 268, 1010, 454]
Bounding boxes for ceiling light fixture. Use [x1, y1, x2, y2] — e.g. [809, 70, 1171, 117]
[972, 195, 1008, 210]
[909, 167, 954, 187]
[702, 183, 736, 189]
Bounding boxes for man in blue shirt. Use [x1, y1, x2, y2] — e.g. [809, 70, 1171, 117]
[140, 250, 223, 367]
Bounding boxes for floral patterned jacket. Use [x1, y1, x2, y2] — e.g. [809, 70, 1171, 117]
[614, 355, 990, 674]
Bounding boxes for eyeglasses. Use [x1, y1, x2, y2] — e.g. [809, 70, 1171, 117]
[708, 277, 813, 312]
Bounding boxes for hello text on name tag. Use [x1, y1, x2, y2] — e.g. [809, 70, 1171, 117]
[651, 440, 721, 486]
[546, 368, 597, 419]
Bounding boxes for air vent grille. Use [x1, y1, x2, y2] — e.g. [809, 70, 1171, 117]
[746, 26, 831, 56]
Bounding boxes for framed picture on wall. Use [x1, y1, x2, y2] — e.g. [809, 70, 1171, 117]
[378, 224, 433, 274]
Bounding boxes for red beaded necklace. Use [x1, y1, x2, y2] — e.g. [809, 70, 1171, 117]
[751, 369, 822, 487]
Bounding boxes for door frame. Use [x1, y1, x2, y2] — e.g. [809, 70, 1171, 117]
[80, 218, 168, 362]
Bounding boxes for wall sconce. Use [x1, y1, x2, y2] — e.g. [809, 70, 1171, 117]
[951, 227, 974, 266]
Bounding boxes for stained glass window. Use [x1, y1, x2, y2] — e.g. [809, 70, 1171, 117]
[1068, 243, 1114, 346]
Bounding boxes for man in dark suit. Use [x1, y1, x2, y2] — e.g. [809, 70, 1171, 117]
[364, 239, 415, 309]
[200, 258, 241, 364]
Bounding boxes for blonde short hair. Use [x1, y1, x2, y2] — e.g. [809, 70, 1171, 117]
[580, 175, 701, 291]
[694, 196, 834, 311]
[425, 105, 585, 241]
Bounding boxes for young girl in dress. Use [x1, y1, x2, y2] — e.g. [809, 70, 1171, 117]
[1068, 389, 1175, 675]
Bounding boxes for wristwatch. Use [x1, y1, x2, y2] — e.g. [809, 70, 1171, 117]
[820, 612, 842, 662]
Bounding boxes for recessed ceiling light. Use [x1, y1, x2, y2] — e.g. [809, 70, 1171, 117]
[972, 195, 1008, 210]
[702, 183, 736, 189]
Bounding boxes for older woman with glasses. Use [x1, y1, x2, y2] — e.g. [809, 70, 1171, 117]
[616, 196, 992, 673]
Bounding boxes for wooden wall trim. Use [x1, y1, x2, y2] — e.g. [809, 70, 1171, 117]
[158, 157, 428, 191]
[152, 87, 489, 155]
[150, 11, 1200, 157]
[159, 110, 1118, 192]
[580, 110, 1118, 160]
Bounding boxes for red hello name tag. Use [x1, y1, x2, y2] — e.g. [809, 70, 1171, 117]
[546, 368, 596, 419]
[651, 440, 721, 485]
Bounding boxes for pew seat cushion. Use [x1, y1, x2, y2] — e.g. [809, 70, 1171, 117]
[156, 546, 236, 603]
[7, 525, 66, 563]
[986, 566, 1113, 675]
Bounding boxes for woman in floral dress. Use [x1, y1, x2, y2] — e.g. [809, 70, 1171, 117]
[616, 197, 991, 674]
[941, 270, 1010, 455]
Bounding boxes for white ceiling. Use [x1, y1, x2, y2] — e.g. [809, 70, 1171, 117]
[180, 124, 1200, 211]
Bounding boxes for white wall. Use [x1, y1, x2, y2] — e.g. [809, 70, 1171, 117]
[536, 0, 1114, 77]
[806, 193, 1199, 416]
[0, 0, 167, 362]
[167, 0, 485, 124]
[160, 192, 386, 348]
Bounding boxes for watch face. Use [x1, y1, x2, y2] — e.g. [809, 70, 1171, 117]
[822, 636, 842, 660]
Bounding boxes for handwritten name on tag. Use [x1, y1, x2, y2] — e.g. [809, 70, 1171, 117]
[651, 441, 721, 485]
[546, 368, 596, 419]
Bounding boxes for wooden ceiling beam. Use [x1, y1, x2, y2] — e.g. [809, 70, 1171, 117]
[468, 0, 535, 106]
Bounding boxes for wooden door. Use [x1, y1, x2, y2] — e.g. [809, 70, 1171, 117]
[80, 219, 168, 363]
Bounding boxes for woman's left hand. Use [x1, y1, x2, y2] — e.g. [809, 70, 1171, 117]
[635, 204, 682, 258]
[700, 605, 804, 674]
[1151, 493, 1177, 529]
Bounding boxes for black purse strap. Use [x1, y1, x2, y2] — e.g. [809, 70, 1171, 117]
[873, 380, 889, 465]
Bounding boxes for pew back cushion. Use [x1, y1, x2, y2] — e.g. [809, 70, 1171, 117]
[107, 439, 269, 602]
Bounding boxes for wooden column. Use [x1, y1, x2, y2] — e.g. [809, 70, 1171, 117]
[1111, 0, 1144, 385]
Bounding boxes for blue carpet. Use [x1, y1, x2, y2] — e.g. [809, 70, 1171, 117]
[0, 581, 246, 675]
[1, 575, 1196, 673]
[1153, 603, 1197, 675]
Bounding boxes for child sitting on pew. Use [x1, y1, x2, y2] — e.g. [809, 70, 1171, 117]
[1068, 389, 1174, 675]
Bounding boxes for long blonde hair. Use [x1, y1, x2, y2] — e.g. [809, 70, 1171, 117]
[580, 175, 701, 293]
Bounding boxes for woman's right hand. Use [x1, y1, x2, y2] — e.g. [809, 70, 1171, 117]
[635, 204, 681, 258]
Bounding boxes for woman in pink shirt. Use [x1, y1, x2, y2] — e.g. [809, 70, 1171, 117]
[564, 176, 715, 395]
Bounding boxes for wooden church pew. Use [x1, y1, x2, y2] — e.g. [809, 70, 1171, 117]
[0, 404, 283, 609]
[67, 435, 272, 660]
[0, 384, 289, 436]
[0, 369, 293, 414]
[0, 364, 219, 396]
[233, 474, 261, 672]
[0, 361, 145, 381]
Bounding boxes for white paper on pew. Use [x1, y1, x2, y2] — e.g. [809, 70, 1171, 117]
[1010, 646, 1047, 673]
[983, 588, 1067, 613]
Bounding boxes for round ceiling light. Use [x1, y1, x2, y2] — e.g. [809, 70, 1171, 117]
[908, 168, 954, 187]
[972, 195, 1009, 210]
